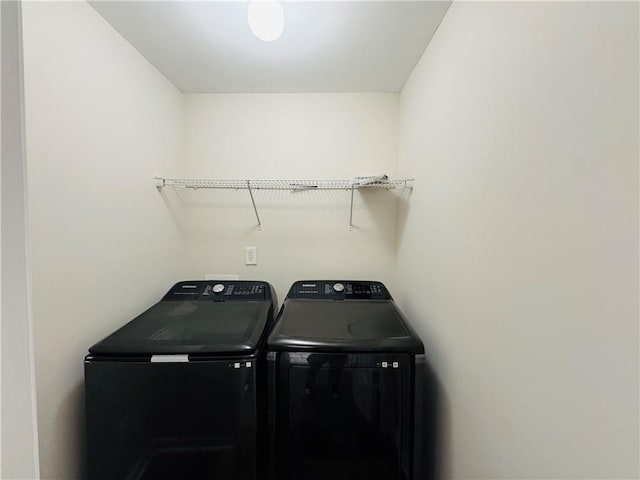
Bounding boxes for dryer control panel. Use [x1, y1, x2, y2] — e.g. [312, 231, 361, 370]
[287, 280, 390, 300]
[163, 281, 271, 301]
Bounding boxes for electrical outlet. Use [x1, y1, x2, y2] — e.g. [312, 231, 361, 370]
[245, 247, 257, 265]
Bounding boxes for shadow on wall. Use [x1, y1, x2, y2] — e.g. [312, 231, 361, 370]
[422, 358, 450, 480]
[351, 188, 402, 252]
[394, 186, 413, 255]
[51, 381, 87, 480]
[157, 186, 187, 233]
[157, 185, 402, 244]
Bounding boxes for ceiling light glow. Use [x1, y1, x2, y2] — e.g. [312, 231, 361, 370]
[247, 0, 285, 42]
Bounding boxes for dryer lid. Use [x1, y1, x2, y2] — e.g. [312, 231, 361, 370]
[267, 299, 424, 353]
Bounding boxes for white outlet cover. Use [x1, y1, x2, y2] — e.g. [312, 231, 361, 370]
[245, 247, 257, 265]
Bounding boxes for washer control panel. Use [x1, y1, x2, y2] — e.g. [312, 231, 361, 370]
[163, 281, 270, 301]
[287, 280, 390, 300]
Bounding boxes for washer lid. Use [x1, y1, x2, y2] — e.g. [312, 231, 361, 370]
[90, 301, 272, 356]
[89, 281, 275, 356]
[267, 299, 424, 353]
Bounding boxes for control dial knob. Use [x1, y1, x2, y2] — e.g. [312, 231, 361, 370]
[333, 282, 345, 292]
[212, 283, 225, 293]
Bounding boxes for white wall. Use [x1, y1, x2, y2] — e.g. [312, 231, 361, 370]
[181, 93, 399, 300]
[1, 1, 40, 478]
[396, 2, 639, 479]
[22, 2, 185, 478]
[18, 2, 639, 479]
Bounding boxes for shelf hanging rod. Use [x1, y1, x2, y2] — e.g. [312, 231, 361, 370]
[349, 186, 355, 230]
[246, 180, 262, 230]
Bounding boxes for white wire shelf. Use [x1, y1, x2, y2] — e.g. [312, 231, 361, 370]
[154, 176, 414, 230]
[154, 177, 413, 190]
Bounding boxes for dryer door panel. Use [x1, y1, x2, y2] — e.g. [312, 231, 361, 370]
[278, 353, 412, 480]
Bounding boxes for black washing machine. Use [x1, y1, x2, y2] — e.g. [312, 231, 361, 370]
[267, 280, 426, 480]
[85, 280, 277, 480]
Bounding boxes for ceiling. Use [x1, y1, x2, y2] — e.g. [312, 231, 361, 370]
[90, 1, 451, 93]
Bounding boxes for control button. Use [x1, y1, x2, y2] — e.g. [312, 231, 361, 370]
[212, 283, 225, 293]
[333, 282, 345, 292]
